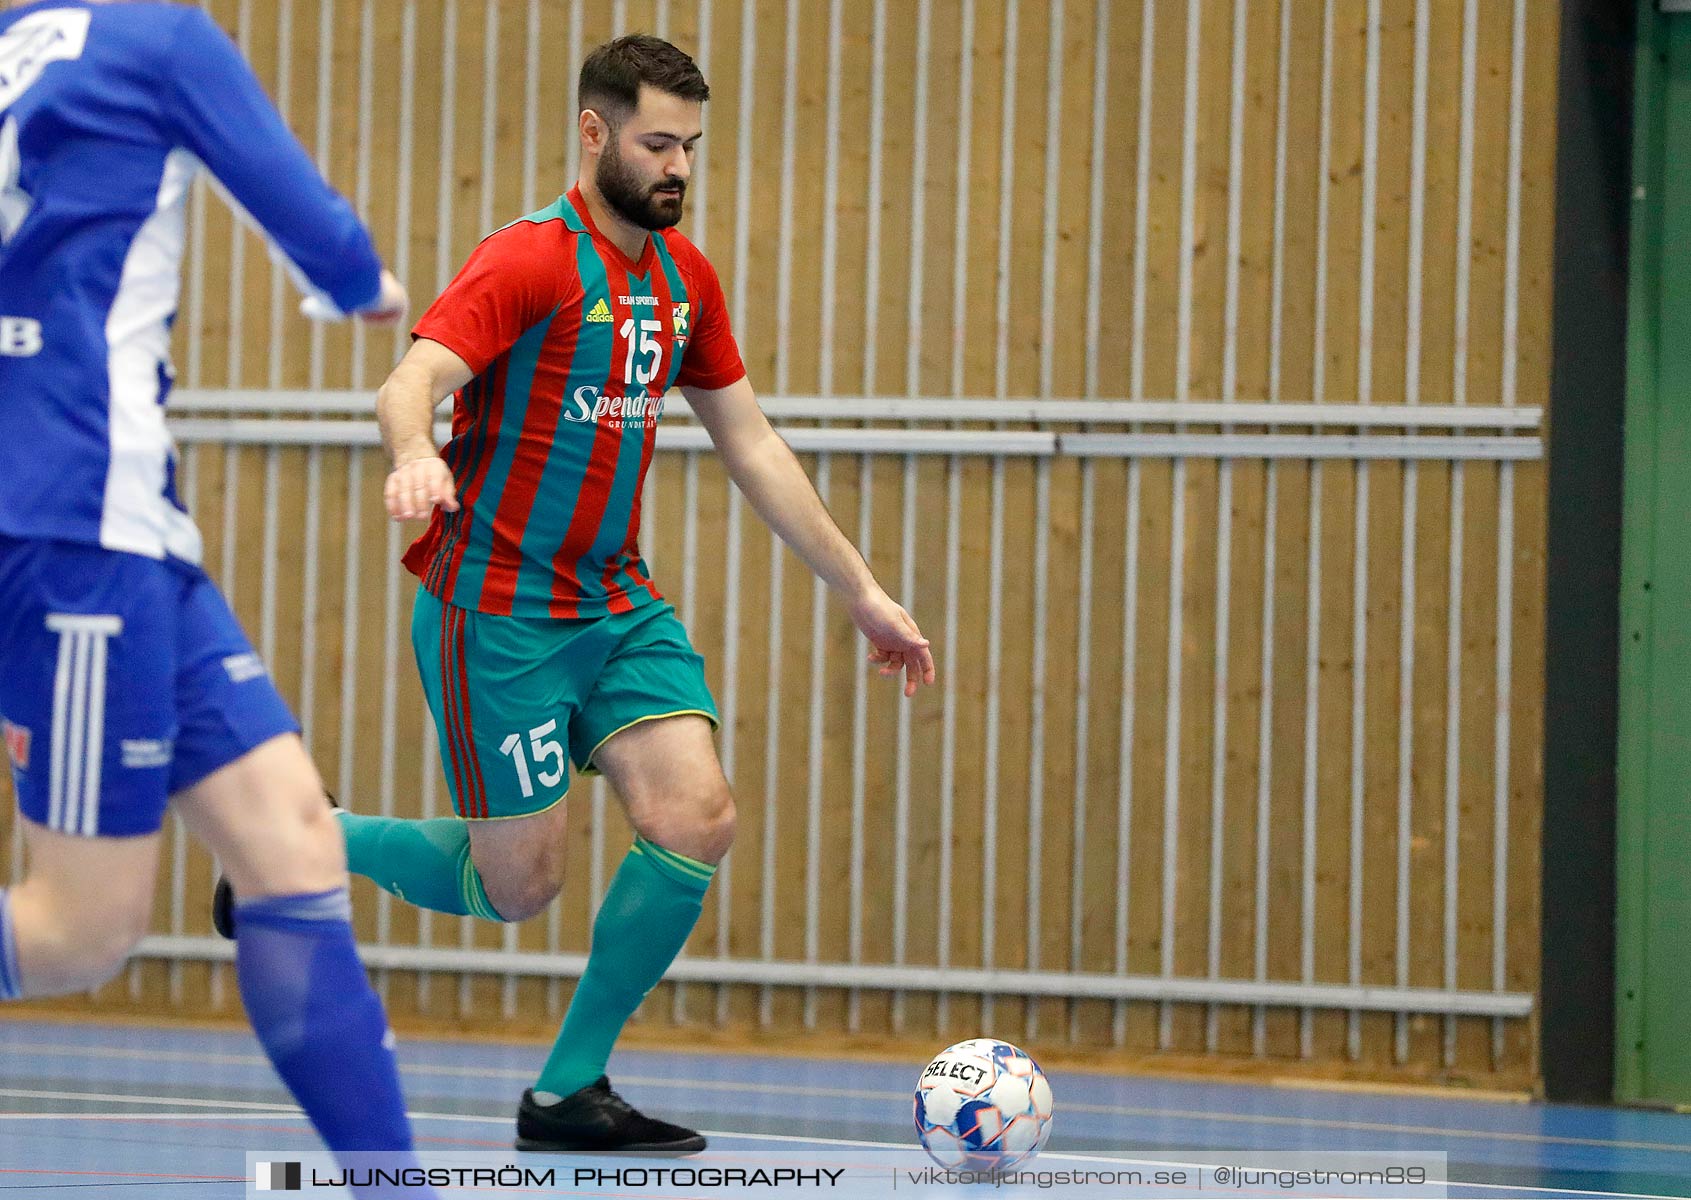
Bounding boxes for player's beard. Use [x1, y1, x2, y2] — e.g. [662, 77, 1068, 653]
[597, 136, 686, 231]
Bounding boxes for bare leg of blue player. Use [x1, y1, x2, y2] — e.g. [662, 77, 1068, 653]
[0, 735, 440, 1200]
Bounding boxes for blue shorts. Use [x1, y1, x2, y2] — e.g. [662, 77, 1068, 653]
[0, 536, 298, 838]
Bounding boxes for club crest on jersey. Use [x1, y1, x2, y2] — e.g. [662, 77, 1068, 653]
[586, 297, 613, 323]
[672, 302, 690, 339]
[3, 719, 30, 772]
[565, 385, 666, 430]
[0, 9, 91, 111]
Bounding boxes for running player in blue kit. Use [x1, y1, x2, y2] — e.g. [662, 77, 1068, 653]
[0, 3, 437, 1189]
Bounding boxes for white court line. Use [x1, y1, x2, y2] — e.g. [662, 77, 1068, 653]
[0, 1112, 310, 1121]
[0, 1089, 1682, 1200]
[0, 1087, 299, 1112]
[3, 1054, 1691, 1162]
[0, 1104, 1681, 1200]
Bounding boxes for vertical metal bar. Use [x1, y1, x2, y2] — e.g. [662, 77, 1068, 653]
[227, 0, 252, 392]
[417, 711, 440, 1009]
[566, 1, 584, 185]
[1396, 0, 1431, 1067]
[337, 456, 363, 817]
[756, 0, 802, 1029]
[847, 457, 872, 1031]
[803, 455, 829, 1030]
[938, 452, 962, 1036]
[1026, 457, 1050, 1043]
[1491, 470, 1516, 1064]
[1068, 0, 1107, 1045]
[948, 0, 976, 405]
[889, 0, 933, 1035]
[655, 0, 671, 40]
[713, 0, 756, 1026]
[266, 0, 293, 392]
[612, 0, 627, 36]
[298, 0, 335, 754]
[390, 0, 417, 366]
[474, 0, 519, 1020]
[1495, 0, 1528, 1068]
[758, 534, 784, 1028]
[310, 0, 334, 309]
[863, 0, 887, 394]
[1070, 457, 1095, 1042]
[1207, 0, 1248, 1054]
[1347, 0, 1382, 1063]
[480, 1, 498, 237]
[691, 0, 711, 248]
[717, 476, 741, 1026]
[1159, 0, 1202, 1052]
[257, 0, 292, 679]
[982, 454, 1006, 1035]
[982, 0, 1018, 1040]
[431, 0, 473, 1012]
[349, 0, 375, 391]
[802, 0, 843, 1032]
[892, 453, 918, 1033]
[1443, 0, 1478, 1067]
[376, 521, 403, 1001]
[938, 0, 974, 1037]
[1115, 0, 1154, 1048]
[905, 0, 933, 401]
[992, 0, 1018, 405]
[524, 0, 540, 213]
[775, 0, 800, 397]
[1301, 0, 1337, 1061]
[1022, 0, 1062, 1045]
[1254, 0, 1294, 1057]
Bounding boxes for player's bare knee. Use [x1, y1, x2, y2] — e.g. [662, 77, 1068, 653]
[484, 863, 562, 923]
[636, 786, 735, 865]
[695, 788, 736, 863]
[32, 902, 147, 992]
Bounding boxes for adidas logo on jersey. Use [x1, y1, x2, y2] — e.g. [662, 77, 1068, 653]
[586, 297, 613, 323]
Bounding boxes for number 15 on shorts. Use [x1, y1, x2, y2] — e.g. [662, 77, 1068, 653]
[499, 720, 566, 798]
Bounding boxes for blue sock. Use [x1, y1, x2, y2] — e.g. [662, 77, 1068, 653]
[234, 888, 425, 1183]
[0, 888, 20, 1000]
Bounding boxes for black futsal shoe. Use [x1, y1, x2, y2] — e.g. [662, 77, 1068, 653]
[515, 1078, 707, 1154]
[211, 791, 341, 940]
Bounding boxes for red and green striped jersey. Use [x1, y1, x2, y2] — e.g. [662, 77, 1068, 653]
[402, 186, 745, 619]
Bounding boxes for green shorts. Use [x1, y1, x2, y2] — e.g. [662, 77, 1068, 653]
[411, 588, 719, 820]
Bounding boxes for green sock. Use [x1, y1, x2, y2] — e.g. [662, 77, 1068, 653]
[534, 837, 714, 1100]
[338, 812, 504, 922]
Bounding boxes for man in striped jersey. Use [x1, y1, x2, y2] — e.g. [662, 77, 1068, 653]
[361, 35, 932, 1152]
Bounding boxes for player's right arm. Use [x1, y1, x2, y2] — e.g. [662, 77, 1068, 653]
[377, 340, 474, 521]
[376, 222, 571, 521]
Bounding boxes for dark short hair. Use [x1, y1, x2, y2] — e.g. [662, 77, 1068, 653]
[578, 34, 709, 125]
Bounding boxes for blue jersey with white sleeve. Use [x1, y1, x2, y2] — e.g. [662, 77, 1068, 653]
[0, 1, 383, 562]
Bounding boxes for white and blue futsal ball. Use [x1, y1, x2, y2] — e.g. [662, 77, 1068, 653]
[913, 1038, 1054, 1171]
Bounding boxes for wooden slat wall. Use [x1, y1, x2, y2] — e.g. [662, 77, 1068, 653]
[0, 0, 1559, 1086]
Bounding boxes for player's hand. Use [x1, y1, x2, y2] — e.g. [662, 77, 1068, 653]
[358, 270, 409, 325]
[848, 589, 936, 698]
[384, 455, 458, 521]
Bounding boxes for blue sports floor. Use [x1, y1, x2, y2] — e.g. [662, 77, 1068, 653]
[2, 1017, 1689, 1198]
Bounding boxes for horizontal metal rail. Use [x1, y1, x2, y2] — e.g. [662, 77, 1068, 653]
[167, 419, 1540, 461]
[171, 389, 1544, 430]
[130, 936, 1532, 1017]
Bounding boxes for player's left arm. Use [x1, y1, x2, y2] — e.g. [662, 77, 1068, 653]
[683, 376, 936, 697]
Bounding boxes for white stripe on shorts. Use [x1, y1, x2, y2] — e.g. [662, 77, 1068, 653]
[44, 615, 123, 837]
